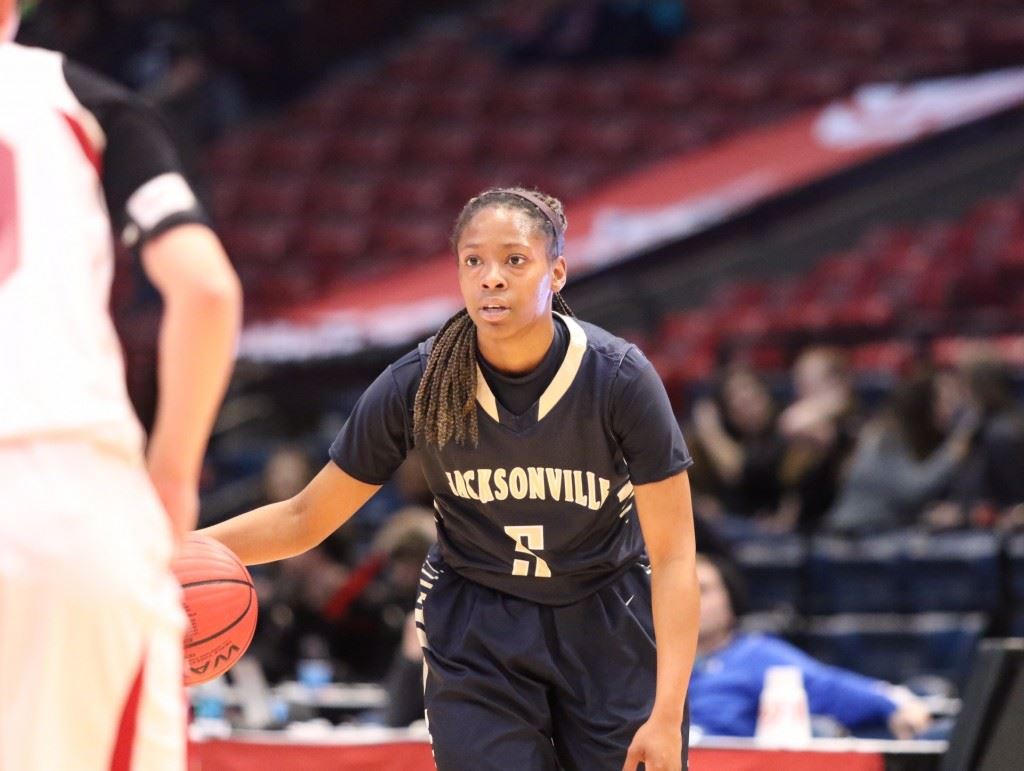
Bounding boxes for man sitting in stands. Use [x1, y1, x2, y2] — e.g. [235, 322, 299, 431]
[689, 553, 933, 739]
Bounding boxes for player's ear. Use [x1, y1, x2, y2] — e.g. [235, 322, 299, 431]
[551, 255, 567, 294]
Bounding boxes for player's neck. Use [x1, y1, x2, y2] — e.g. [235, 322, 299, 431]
[477, 316, 555, 375]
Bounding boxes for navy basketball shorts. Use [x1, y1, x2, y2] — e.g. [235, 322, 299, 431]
[416, 558, 689, 771]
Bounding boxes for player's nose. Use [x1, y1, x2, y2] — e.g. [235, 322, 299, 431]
[481, 262, 507, 289]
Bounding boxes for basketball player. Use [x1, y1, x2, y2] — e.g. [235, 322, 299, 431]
[0, 1, 242, 768]
[203, 187, 698, 770]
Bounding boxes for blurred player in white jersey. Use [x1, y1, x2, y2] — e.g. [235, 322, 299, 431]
[0, 1, 242, 768]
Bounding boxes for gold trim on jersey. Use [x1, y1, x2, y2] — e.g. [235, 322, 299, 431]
[475, 312, 588, 424]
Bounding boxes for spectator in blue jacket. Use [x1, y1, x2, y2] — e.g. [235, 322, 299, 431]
[690, 554, 933, 739]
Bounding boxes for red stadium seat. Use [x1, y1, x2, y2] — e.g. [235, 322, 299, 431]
[371, 218, 449, 260]
[222, 220, 294, 266]
[305, 178, 379, 219]
[488, 71, 567, 118]
[346, 83, 419, 125]
[324, 131, 404, 170]
[479, 122, 559, 163]
[558, 72, 629, 115]
[377, 178, 452, 216]
[632, 72, 700, 116]
[250, 133, 328, 175]
[416, 84, 488, 122]
[849, 341, 916, 376]
[702, 67, 776, 106]
[403, 124, 482, 167]
[557, 119, 640, 159]
[296, 221, 371, 266]
[234, 177, 308, 220]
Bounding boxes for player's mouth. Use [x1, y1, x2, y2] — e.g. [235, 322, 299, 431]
[479, 303, 510, 321]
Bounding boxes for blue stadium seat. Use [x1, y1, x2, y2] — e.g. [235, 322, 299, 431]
[806, 534, 904, 614]
[799, 613, 986, 687]
[1008, 532, 1024, 603]
[903, 531, 1001, 613]
[734, 534, 807, 613]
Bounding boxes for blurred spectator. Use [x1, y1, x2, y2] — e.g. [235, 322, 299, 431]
[246, 445, 345, 683]
[690, 554, 934, 740]
[487, 0, 688, 64]
[689, 364, 786, 523]
[326, 506, 435, 680]
[777, 347, 859, 532]
[931, 354, 1024, 529]
[18, 0, 247, 168]
[383, 612, 426, 727]
[263, 444, 316, 501]
[825, 371, 978, 536]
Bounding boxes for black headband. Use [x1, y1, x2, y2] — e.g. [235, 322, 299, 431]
[503, 190, 565, 255]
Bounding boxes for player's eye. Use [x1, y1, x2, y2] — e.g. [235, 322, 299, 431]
[508, 254, 526, 266]
[464, 255, 481, 266]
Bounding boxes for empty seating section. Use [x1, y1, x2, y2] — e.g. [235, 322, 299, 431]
[1009, 533, 1024, 636]
[798, 612, 985, 686]
[806, 535, 904, 614]
[902, 531, 1001, 614]
[646, 193, 1024, 390]
[736, 530, 1006, 618]
[198, 0, 1024, 311]
[730, 530, 1022, 686]
[735, 534, 806, 613]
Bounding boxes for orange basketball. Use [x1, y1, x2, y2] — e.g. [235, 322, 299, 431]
[170, 534, 258, 686]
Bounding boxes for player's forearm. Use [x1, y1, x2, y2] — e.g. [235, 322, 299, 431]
[200, 463, 381, 565]
[649, 554, 699, 724]
[198, 498, 313, 565]
[147, 260, 241, 487]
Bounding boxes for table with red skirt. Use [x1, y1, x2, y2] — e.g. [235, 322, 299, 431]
[187, 729, 946, 771]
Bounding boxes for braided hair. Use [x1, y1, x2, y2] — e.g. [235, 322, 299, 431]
[413, 187, 574, 449]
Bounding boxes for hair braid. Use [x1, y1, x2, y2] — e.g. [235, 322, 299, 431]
[553, 292, 574, 317]
[413, 310, 480, 448]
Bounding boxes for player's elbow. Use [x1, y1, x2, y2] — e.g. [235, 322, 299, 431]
[143, 224, 243, 310]
[191, 262, 242, 314]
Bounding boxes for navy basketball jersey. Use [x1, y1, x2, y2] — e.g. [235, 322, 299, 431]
[330, 314, 691, 605]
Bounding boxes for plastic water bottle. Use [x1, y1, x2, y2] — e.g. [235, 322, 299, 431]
[296, 635, 334, 694]
[189, 678, 232, 739]
[754, 665, 812, 746]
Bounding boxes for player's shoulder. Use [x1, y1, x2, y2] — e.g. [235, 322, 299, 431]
[1, 43, 130, 112]
[573, 317, 636, 362]
[383, 342, 428, 400]
[0, 43, 65, 97]
[0, 42, 61, 69]
[572, 317, 652, 379]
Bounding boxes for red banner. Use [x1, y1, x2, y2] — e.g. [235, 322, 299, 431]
[239, 69, 1024, 361]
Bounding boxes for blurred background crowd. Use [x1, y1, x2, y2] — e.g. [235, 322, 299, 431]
[17, 0, 1024, 739]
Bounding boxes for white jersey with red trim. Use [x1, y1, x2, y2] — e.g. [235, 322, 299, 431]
[0, 42, 206, 452]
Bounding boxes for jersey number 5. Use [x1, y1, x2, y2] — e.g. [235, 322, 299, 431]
[504, 525, 552, 578]
[0, 140, 18, 286]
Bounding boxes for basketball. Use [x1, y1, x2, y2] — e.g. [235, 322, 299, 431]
[170, 534, 258, 686]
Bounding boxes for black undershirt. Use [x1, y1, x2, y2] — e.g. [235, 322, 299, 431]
[477, 316, 569, 417]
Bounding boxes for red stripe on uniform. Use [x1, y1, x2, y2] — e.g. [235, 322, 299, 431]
[110, 658, 145, 771]
[59, 111, 102, 175]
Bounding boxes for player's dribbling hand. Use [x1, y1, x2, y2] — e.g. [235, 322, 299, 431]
[623, 715, 682, 771]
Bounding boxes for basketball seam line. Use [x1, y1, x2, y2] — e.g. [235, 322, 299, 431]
[184, 587, 255, 650]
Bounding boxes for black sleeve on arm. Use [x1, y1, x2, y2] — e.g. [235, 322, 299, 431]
[62, 59, 209, 249]
[611, 347, 693, 485]
[329, 365, 413, 485]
